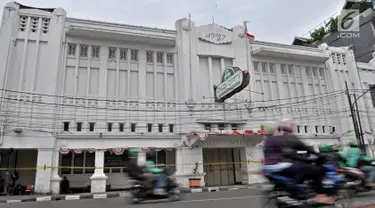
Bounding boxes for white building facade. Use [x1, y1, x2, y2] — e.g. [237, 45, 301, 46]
[0, 2, 374, 194]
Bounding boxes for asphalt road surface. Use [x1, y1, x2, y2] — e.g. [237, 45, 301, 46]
[0, 189, 374, 208]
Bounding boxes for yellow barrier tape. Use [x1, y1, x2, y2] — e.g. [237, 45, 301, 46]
[0, 160, 263, 171]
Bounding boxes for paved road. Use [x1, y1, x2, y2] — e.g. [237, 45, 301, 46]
[0, 189, 374, 208]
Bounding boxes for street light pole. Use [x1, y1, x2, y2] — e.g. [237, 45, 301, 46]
[354, 93, 366, 154]
[345, 81, 363, 152]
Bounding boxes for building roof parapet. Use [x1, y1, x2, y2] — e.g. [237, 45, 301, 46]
[65, 17, 176, 36]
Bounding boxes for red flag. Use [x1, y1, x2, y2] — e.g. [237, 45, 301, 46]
[247, 33, 255, 39]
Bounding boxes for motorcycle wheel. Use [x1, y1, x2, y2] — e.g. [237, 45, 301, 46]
[168, 189, 181, 202]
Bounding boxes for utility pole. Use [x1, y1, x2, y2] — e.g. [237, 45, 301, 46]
[345, 81, 363, 153]
[354, 93, 366, 154]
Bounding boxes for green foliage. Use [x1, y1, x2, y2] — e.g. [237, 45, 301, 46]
[327, 17, 338, 33]
[310, 26, 326, 42]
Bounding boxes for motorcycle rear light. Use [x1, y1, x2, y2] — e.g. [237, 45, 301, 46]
[336, 169, 343, 172]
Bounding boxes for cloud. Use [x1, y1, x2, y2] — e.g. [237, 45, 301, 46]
[0, 0, 345, 44]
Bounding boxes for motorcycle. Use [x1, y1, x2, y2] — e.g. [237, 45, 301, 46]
[259, 155, 353, 208]
[128, 167, 181, 204]
[337, 154, 375, 193]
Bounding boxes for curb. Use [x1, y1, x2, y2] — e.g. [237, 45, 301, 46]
[355, 202, 375, 208]
[0, 185, 257, 204]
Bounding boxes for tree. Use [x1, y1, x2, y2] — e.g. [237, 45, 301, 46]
[310, 26, 326, 42]
[326, 17, 338, 33]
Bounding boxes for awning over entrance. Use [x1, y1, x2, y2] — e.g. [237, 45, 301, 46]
[183, 129, 265, 148]
[59, 147, 175, 155]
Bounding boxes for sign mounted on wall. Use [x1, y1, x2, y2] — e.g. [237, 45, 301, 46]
[214, 66, 250, 102]
[197, 24, 233, 45]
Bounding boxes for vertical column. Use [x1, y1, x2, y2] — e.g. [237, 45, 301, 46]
[90, 150, 107, 193]
[241, 146, 265, 185]
[50, 150, 61, 194]
[35, 149, 54, 193]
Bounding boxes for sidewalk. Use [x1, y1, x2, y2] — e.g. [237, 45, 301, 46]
[0, 184, 259, 204]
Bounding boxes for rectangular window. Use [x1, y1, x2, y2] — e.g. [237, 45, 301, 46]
[315, 126, 319, 133]
[304, 126, 309, 133]
[108, 47, 116, 60]
[157, 52, 164, 64]
[107, 123, 113, 132]
[89, 122, 95, 132]
[336, 54, 341, 64]
[131, 49, 138, 62]
[269, 63, 275, 73]
[158, 124, 163, 132]
[68, 44, 77, 56]
[167, 53, 174, 65]
[146, 51, 154, 63]
[253, 62, 259, 72]
[288, 65, 294, 75]
[204, 124, 211, 130]
[85, 152, 95, 174]
[322, 126, 326, 134]
[131, 123, 136, 132]
[319, 68, 325, 77]
[80, 45, 88, 57]
[76, 122, 82, 132]
[119, 123, 124, 132]
[331, 53, 336, 64]
[60, 152, 72, 174]
[120, 49, 127, 61]
[231, 124, 238, 130]
[63, 122, 70, 131]
[342, 54, 346, 65]
[312, 67, 318, 77]
[261, 62, 267, 73]
[73, 153, 84, 174]
[297, 125, 301, 133]
[91, 46, 100, 59]
[295, 66, 302, 77]
[281, 64, 287, 74]
[148, 123, 153, 132]
[306, 67, 311, 77]
[218, 124, 225, 130]
[169, 124, 174, 132]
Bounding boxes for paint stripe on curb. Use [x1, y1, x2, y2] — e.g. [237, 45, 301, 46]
[0, 184, 258, 204]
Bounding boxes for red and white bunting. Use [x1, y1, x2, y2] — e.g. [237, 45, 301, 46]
[74, 149, 83, 154]
[60, 148, 70, 154]
[113, 148, 125, 155]
[189, 129, 264, 141]
[88, 149, 96, 153]
[141, 147, 149, 151]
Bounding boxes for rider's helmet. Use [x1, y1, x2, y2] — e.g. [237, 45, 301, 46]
[319, 144, 332, 153]
[347, 138, 358, 147]
[261, 121, 278, 135]
[278, 118, 294, 134]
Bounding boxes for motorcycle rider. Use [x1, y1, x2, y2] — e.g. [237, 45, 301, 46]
[344, 139, 375, 187]
[127, 148, 166, 195]
[262, 118, 336, 204]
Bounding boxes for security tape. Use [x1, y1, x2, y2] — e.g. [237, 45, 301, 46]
[0, 160, 263, 171]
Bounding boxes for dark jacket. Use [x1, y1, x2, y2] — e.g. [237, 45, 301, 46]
[127, 157, 144, 179]
[264, 134, 317, 165]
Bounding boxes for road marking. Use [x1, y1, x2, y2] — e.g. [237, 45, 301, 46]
[228, 188, 239, 191]
[6, 200, 21, 203]
[65, 195, 80, 200]
[93, 194, 107, 199]
[191, 189, 203, 193]
[36, 196, 51, 202]
[176, 195, 258, 203]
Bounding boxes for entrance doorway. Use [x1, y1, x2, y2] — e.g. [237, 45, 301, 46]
[203, 148, 242, 186]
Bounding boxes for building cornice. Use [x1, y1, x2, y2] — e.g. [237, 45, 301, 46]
[65, 17, 176, 39]
[56, 133, 180, 140]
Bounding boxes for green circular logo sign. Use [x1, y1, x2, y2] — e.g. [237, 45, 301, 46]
[221, 66, 240, 83]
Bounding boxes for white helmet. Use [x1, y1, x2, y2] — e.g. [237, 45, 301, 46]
[261, 121, 278, 135]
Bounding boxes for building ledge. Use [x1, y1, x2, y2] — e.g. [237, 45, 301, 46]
[56, 133, 180, 139]
[65, 18, 176, 46]
[252, 46, 330, 62]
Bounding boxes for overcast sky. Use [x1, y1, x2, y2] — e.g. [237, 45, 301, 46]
[0, 0, 345, 44]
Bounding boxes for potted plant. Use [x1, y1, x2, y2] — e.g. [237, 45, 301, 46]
[189, 162, 201, 188]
